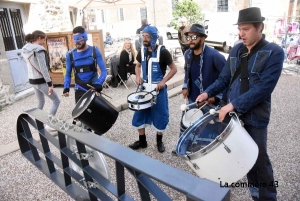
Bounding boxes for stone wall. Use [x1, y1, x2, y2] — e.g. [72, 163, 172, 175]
[25, 0, 73, 33]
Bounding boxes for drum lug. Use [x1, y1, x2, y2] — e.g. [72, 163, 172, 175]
[192, 163, 200, 170]
[223, 143, 231, 153]
[80, 178, 98, 189]
[73, 150, 94, 160]
[87, 108, 92, 113]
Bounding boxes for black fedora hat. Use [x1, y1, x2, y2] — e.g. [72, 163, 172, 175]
[235, 7, 265, 25]
[184, 24, 207, 37]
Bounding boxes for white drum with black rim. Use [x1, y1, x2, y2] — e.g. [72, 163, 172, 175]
[176, 109, 258, 184]
[127, 91, 156, 111]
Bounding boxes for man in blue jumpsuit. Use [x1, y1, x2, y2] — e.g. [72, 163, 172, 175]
[63, 26, 107, 102]
[129, 26, 177, 153]
[197, 7, 284, 201]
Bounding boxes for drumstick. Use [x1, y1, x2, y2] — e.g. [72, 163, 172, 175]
[140, 89, 156, 98]
[184, 98, 187, 121]
[186, 102, 207, 120]
[87, 84, 112, 99]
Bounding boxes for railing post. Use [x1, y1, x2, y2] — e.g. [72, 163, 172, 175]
[116, 161, 125, 200]
[58, 131, 72, 187]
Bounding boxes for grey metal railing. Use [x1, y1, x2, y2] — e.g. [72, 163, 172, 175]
[16, 108, 230, 201]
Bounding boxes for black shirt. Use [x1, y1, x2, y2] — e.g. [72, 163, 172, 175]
[136, 46, 173, 76]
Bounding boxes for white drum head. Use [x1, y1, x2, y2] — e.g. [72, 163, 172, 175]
[127, 91, 153, 103]
[66, 136, 110, 191]
[182, 109, 204, 128]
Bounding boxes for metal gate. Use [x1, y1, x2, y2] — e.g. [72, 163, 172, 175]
[0, 4, 30, 93]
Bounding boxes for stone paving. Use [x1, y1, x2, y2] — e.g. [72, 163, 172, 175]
[0, 44, 299, 200]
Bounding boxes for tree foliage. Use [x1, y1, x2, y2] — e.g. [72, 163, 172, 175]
[171, 0, 204, 29]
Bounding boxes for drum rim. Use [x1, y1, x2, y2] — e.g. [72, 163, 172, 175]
[72, 90, 95, 119]
[185, 116, 238, 160]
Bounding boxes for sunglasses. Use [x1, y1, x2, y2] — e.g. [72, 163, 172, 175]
[186, 35, 203, 41]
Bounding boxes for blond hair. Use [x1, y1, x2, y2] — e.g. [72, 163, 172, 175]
[121, 39, 136, 61]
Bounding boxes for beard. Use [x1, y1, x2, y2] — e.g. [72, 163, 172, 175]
[76, 41, 86, 50]
[189, 40, 202, 50]
[143, 41, 150, 47]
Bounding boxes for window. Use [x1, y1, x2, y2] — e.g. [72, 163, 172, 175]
[172, 0, 178, 11]
[101, 10, 105, 23]
[140, 7, 147, 19]
[0, 8, 25, 51]
[119, 8, 124, 21]
[217, 0, 228, 12]
[91, 17, 95, 23]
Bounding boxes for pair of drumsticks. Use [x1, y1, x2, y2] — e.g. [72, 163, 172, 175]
[184, 98, 207, 120]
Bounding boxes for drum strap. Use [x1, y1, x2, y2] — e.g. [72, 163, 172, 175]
[69, 46, 97, 74]
[221, 38, 267, 104]
[229, 38, 268, 93]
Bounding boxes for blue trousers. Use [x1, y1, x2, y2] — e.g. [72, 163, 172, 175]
[245, 125, 277, 201]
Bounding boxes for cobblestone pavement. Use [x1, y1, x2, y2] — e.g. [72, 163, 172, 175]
[0, 58, 299, 200]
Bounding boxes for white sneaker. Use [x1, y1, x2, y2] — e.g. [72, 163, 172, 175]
[45, 125, 56, 131]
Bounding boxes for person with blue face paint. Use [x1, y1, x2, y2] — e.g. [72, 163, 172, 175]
[129, 26, 178, 153]
[63, 26, 107, 103]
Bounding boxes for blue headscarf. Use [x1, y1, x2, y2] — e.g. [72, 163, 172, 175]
[142, 25, 159, 51]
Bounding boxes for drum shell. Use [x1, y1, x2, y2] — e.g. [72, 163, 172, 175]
[177, 114, 258, 184]
[72, 90, 119, 135]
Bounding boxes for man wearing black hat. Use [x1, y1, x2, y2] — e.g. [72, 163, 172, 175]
[197, 7, 284, 201]
[171, 24, 226, 154]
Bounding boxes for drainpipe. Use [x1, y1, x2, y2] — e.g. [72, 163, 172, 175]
[153, 0, 156, 26]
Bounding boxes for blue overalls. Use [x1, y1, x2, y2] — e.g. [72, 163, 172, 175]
[132, 45, 169, 132]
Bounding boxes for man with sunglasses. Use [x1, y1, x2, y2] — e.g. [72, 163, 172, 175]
[63, 26, 107, 103]
[171, 24, 226, 155]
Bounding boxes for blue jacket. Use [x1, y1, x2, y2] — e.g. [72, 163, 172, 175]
[183, 45, 226, 101]
[205, 42, 284, 128]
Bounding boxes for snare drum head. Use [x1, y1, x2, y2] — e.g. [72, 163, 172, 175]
[176, 112, 231, 155]
[127, 91, 153, 103]
[72, 90, 95, 118]
[182, 109, 204, 128]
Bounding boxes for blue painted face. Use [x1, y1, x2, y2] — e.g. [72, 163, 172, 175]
[73, 30, 88, 44]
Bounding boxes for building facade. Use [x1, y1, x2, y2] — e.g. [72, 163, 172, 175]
[0, 0, 295, 107]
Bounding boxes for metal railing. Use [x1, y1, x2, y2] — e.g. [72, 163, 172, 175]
[16, 108, 230, 201]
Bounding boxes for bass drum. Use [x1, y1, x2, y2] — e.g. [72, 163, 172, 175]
[67, 136, 110, 192]
[176, 109, 258, 184]
[72, 89, 119, 135]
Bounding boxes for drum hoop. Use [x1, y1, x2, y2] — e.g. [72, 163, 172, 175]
[127, 92, 154, 104]
[72, 90, 96, 119]
[186, 117, 239, 160]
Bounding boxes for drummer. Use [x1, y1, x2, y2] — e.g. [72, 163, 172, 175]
[172, 24, 226, 155]
[129, 26, 177, 153]
[196, 7, 284, 201]
[63, 26, 107, 101]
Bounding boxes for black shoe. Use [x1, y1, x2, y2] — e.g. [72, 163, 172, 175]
[171, 150, 178, 156]
[157, 141, 165, 153]
[129, 140, 147, 150]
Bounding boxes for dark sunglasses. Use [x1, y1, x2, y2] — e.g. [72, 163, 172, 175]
[186, 35, 203, 41]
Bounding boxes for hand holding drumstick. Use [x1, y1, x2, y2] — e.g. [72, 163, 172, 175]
[87, 84, 112, 99]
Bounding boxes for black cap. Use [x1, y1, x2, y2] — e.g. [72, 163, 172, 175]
[184, 24, 207, 37]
